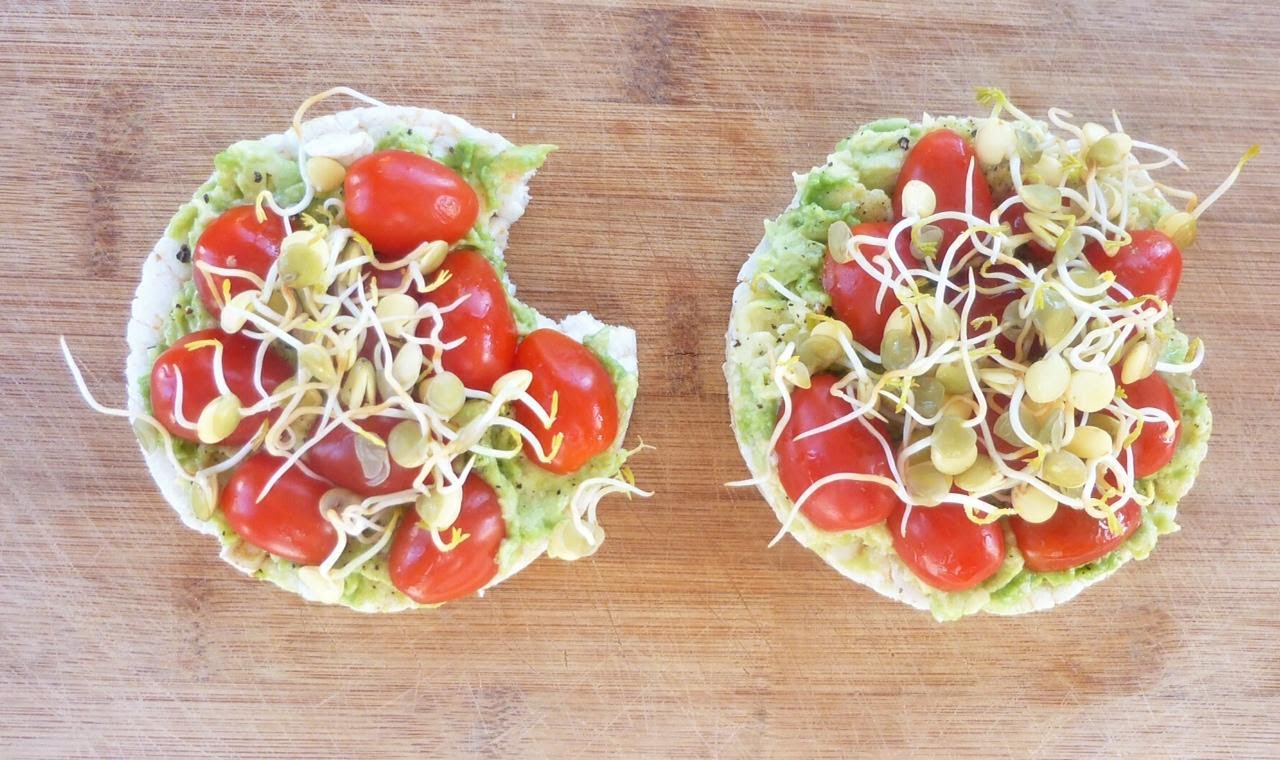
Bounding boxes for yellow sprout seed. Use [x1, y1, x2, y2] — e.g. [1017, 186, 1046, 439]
[811, 318, 853, 346]
[492, 368, 534, 398]
[415, 487, 463, 531]
[913, 376, 945, 418]
[931, 415, 978, 475]
[1121, 339, 1156, 384]
[298, 343, 338, 385]
[1066, 424, 1113, 460]
[1068, 368, 1116, 413]
[1015, 127, 1043, 164]
[880, 329, 916, 372]
[900, 179, 937, 218]
[376, 293, 420, 339]
[220, 290, 258, 334]
[905, 462, 952, 505]
[1025, 353, 1071, 403]
[1021, 184, 1062, 214]
[388, 420, 430, 469]
[919, 298, 960, 341]
[1030, 154, 1064, 186]
[827, 220, 853, 263]
[1081, 122, 1110, 145]
[305, 156, 346, 194]
[341, 357, 376, 408]
[422, 371, 466, 418]
[1042, 450, 1088, 489]
[1012, 483, 1058, 523]
[975, 119, 1015, 166]
[412, 240, 450, 274]
[196, 394, 242, 444]
[390, 343, 424, 389]
[798, 334, 843, 373]
[547, 520, 605, 561]
[935, 360, 972, 395]
[1088, 132, 1133, 167]
[955, 454, 1001, 493]
[978, 367, 1018, 396]
[1157, 211, 1197, 249]
[279, 230, 330, 289]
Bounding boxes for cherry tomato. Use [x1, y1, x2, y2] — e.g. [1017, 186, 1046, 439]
[514, 328, 619, 475]
[1115, 370, 1181, 478]
[344, 149, 479, 258]
[1085, 229, 1182, 303]
[1010, 498, 1142, 573]
[303, 415, 426, 496]
[417, 249, 518, 392]
[999, 201, 1055, 266]
[149, 328, 294, 446]
[893, 129, 995, 258]
[775, 373, 901, 531]
[388, 474, 506, 604]
[192, 205, 286, 317]
[888, 502, 1005, 591]
[220, 451, 340, 565]
[822, 221, 905, 349]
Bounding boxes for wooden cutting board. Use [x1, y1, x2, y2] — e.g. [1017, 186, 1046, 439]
[3, 1, 1278, 757]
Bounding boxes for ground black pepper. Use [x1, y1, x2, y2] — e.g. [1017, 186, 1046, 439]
[898, 137, 910, 150]
[176, 245, 191, 263]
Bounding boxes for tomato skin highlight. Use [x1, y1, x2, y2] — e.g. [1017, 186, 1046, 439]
[1085, 229, 1182, 303]
[1115, 370, 1181, 479]
[888, 503, 1005, 591]
[514, 328, 619, 475]
[303, 415, 426, 496]
[149, 328, 294, 446]
[1010, 498, 1142, 573]
[220, 451, 340, 565]
[388, 475, 506, 604]
[893, 129, 995, 257]
[822, 221, 905, 349]
[775, 374, 902, 531]
[417, 249, 519, 392]
[344, 149, 480, 257]
[192, 205, 286, 317]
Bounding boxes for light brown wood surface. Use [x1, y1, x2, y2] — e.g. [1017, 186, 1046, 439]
[3, 1, 1279, 757]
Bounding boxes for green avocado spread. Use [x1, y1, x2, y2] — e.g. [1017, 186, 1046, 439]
[727, 117, 1212, 621]
[145, 123, 636, 609]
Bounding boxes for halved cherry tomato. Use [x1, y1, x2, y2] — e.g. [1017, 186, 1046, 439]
[388, 474, 505, 604]
[149, 328, 294, 446]
[344, 149, 479, 258]
[822, 221, 904, 349]
[220, 451, 340, 565]
[192, 205, 286, 317]
[999, 201, 1055, 266]
[775, 374, 901, 531]
[514, 328, 619, 475]
[303, 415, 426, 496]
[1085, 229, 1182, 303]
[893, 129, 995, 258]
[1114, 369, 1181, 479]
[888, 502, 1005, 591]
[417, 249, 518, 392]
[1010, 498, 1142, 573]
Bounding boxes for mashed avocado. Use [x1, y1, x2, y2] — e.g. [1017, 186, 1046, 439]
[144, 124, 636, 609]
[727, 118, 1210, 621]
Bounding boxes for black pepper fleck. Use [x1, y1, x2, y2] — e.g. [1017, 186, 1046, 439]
[176, 245, 191, 263]
[406, 128, 414, 135]
[202, 193, 210, 203]
[898, 137, 910, 150]
[253, 171, 263, 183]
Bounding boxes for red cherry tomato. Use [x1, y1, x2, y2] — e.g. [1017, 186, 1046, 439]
[514, 328, 619, 475]
[1115, 370, 1181, 479]
[416, 249, 518, 392]
[149, 328, 294, 446]
[999, 201, 1055, 266]
[888, 503, 1005, 591]
[344, 149, 480, 258]
[220, 451, 340, 565]
[388, 474, 506, 604]
[1085, 229, 1182, 303]
[775, 374, 902, 531]
[893, 129, 995, 258]
[1010, 498, 1142, 573]
[303, 415, 426, 496]
[822, 221, 905, 349]
[192, 205, 286, 317]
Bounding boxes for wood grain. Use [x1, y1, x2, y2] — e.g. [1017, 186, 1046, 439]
[3, 1, 1279, 757]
